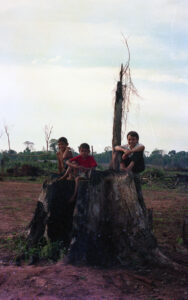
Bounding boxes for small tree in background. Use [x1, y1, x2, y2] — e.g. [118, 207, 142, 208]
[4, 125, 11, 151]
[24, 141, 34, 152]
[44, 124, 53, 152]
[49, 139, 58, 153]
[104, 146, 112, 152]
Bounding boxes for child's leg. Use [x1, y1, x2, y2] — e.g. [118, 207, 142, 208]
[120, 157, 130, 171]
[109, 151, 117, 169]
[58, 166, 71, 180]
[67, 162, 78, 180]
[69, 176, 80, 203]
[120, 162, 126, 170]
[59, 162, 78, 180]
[110, 151, 124, 170]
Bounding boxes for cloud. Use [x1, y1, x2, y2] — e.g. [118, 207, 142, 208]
[0, 0, 187, 74]
[48, 56, 61, 63]
[31, 59, 38, 65]
[32, 56, 62, 65]
[124, 85, 188, 152]
[0, 63, 187, 152]
[0, 64, 117, 151]
[0, 1, 187, 152]
[132, 68, 188, 85]
[1, 0, 188, 30]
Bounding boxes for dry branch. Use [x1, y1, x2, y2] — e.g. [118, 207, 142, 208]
[44, 124, 53, 152]
[4, 125, 11, 151]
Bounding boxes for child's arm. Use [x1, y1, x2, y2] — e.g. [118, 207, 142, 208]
[66, 160, 82, 170]
[131, 144, 145, 153]
[114, 145, 126, 152]
[115, 144, 145, 154]
[122, 144, 145, 160]
[62, 147, 73, 160]
[56, 152, 63, 174]
[58, 160, 80, 181]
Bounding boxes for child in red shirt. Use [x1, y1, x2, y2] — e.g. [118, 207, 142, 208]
[59, 143, 97, 201]
[70, 145, 97, 171]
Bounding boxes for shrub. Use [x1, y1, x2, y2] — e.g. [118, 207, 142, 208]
[142, 168, 165, 179]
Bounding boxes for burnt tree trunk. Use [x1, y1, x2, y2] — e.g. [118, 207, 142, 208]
[27, 171, 159, 267]
[112, 64, 124, 171]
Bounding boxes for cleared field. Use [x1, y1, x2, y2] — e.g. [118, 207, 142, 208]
[0, 180, 188, 300]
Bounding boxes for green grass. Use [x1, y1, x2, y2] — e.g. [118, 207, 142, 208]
[142, 182, 167, 191]
[142, 179, 187, 192]
[0, 233, 66, 263]
[176, 237, 183, 245]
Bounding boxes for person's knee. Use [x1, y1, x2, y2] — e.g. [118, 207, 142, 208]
[75, 176, 81, 183]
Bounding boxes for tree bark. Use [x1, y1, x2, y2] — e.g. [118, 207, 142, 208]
[111, 64, 124, 171]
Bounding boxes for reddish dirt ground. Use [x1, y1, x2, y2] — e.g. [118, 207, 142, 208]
[0, 181, 188, 300]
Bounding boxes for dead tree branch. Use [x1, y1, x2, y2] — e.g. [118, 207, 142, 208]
[121, 36, 139, 137]
[44, 124, 53, 152]
[111, 38, 139, 170]
[4, 125, 11, 151]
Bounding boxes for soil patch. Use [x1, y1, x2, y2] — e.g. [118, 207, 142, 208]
[0, 181, 188, 299]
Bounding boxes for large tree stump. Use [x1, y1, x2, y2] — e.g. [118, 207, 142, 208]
[27, 170, 160, 267]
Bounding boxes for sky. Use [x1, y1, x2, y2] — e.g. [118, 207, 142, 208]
[0, 0, 187, 154]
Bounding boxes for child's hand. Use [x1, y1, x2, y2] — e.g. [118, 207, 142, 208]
[122, 153, 128, 160]
[122, 149, 131, 160]
[124, 149, 132, 155]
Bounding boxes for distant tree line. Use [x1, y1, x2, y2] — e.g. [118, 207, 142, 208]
[0, 146, 187, 171]
[95, 149, 188, 170]
[144, 149, 188, 170]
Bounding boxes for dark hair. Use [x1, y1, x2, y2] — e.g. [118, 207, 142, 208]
[58, 137, 68, 145]
[127, 131, 139, 140]
[79, 143, 90, 151]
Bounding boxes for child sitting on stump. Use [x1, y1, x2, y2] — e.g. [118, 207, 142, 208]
[59, 143, 97, 202]
[57, 137, 73, 175]
[114, 131, 146, 212]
